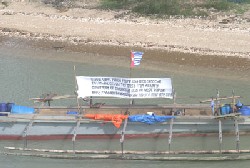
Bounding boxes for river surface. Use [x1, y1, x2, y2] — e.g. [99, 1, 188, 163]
[0, 43, 250, 167]
[0, 44, 250, 106]
[1, 137, 250, 168]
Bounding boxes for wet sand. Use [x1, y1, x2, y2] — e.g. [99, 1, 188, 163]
[0, 2, 250, 71]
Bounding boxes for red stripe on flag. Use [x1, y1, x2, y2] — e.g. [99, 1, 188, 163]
[130, 51, 135, 68]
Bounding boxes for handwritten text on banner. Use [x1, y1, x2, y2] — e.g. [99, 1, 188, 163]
[76, 76, 173, 99]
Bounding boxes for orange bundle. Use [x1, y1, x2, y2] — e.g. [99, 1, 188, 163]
[84, 114, 128, 128]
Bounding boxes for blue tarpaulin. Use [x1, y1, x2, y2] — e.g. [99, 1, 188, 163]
[238, 106, 250, 116]
[11, 105, 35, 114]
[128, 114, 175, 124]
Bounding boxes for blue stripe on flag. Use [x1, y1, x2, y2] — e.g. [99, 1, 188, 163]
[132, 51, 144, 66]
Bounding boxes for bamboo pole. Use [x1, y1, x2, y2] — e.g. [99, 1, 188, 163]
[232, 89, 235, 113]
[200, 96, 241, 103]
[22, 114, 36, 148]
[73, 66, 81, 114]
[120, 118, 128, 156]
[168, 91, 175, 153]
[6, 147, 250, 155]
[219, 119, 223, 153]
[234, 118, 240, 152]
[5, 152, 250, 161]
[129, 51, 133, 105]
[216, 89, 220, 116]
[168, 118, 174, 153]
[72, 119, 81, 152]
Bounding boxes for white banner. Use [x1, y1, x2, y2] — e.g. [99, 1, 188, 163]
[76, 76, 173, 99]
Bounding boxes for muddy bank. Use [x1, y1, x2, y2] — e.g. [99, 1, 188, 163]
[1, 35, 249, 72]
[0, 2, 250, 71]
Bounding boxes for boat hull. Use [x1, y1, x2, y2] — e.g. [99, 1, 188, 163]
[0, 115, 249, 140]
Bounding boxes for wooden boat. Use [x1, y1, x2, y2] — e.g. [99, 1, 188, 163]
[0, 103, 249, 140]
[0, 76, 249, 141]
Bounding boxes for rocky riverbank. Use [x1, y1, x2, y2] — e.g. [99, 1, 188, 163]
[1, 1, 250, 70]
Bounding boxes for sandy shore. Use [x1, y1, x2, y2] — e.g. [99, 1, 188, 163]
[0, 1, 250, 69]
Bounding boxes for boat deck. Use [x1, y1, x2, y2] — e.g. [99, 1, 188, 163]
[35, 104, 212, 116]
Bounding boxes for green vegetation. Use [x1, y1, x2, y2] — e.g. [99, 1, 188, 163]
[100, 0, 250, 17]
[1, 1, 10, 7]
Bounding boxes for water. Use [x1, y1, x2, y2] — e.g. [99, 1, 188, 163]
[1, 45, 250, 106]
[1, 44, 250, 167]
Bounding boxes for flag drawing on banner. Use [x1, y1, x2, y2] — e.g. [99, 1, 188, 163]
[130, 51, 144, 68]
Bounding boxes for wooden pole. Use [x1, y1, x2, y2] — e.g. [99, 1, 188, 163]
[129, 51, 133, 105]
[168, 118, 174, 153]
[216, 89, 220, 116]
[120, 118, 128, 156]
[168, 91, 175, 153]
[5, 147, 250, 155]
[72, 66, 82, 152]
[22, 114, 36, 148]
[72, 119, 81, 153]
[5, 152, 250, 161]
[232, 89, 235, 113]
[200, 96, 241, 103]
[219, 119, 223, 153]
[234, 118, 240, 152]
[73, 66, 81, 114]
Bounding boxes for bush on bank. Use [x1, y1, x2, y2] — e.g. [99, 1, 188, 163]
[100, 0, 250, 17]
